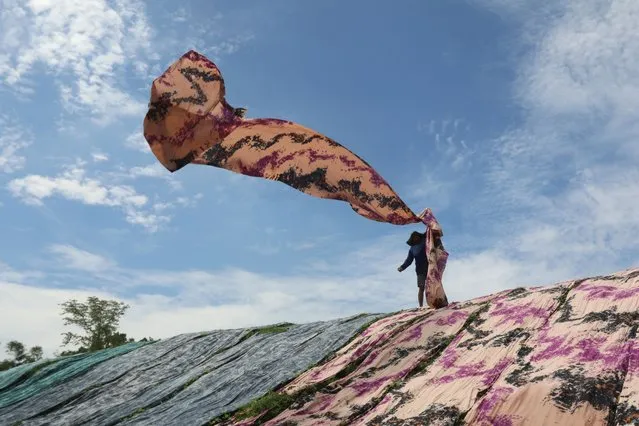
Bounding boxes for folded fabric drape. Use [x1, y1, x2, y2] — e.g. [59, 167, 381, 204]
[143, 50, 448, 308]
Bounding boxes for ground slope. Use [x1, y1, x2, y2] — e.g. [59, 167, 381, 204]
[0, 314, 382, 425]
[220, 268, 639, 426]
[1, 269, 637, 426]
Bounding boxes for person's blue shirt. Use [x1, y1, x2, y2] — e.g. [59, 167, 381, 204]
[399, 240, 427, 275]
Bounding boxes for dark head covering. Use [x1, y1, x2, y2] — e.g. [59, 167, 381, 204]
[406, 231, 425, 246]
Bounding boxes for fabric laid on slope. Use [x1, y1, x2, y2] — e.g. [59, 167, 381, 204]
[464, 269, 639, 426]
[0, 342, 148, 412]
[228, 269, 639, 426]
[121, 315, 383, 426]
[282, 310, 428, 394]
[10, 331, 244, 426]
[0, 358, 55, 393]
[4, 269, 636, 425]
[617, 332, 639, 425]
[0, 314, 381, 426]
[358, 283, 566, 424]
[266, 305, 482, 425]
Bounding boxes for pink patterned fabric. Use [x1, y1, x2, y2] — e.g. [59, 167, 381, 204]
[143, 51, 448, 308]
[421, 208, 449, 308]
[226, 268, 639, 425]
[265, 307, 477, 425]
[282, 310, 428, 394]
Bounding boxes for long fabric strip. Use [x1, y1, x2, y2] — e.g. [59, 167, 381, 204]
[143, 50, 448, 308]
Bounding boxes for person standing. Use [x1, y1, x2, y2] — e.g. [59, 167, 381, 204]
[397, 231, 428, 308]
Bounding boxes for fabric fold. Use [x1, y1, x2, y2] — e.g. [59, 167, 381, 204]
[143, 50, 448, 308]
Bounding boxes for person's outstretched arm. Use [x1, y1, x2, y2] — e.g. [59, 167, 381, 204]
[397, 250, 414, 272]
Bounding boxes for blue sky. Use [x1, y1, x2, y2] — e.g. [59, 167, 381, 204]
[1, 0, 638, 356]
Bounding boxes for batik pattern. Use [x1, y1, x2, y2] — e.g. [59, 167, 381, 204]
[222, 268, 639, 425]
[421, 209, 449, 309]
[143, 50, 449, 308]
[145, 50, 421, 226]
[264, 306, 480, 425]
[282, 311, 429, 394]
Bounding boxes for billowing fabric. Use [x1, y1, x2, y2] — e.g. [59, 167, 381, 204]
[145, 50, 418, 225]
[143, 51, 448, 308]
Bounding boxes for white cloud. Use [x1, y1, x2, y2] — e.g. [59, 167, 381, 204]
[7, 161, 170, 232]
[0, 0, 257, 126]
[208, 34, 255, 57]
[124, 162, 182, 191]
[176, 193, 203, 206]
[124, 131, 150, 153]
[0, 234, 605, 359]
[408, 167, 456, 211]
[248, 233, 335, 257]
[8, 162, 147, 207]
[517, 0, 639, 123]
[408, 117, 475, 213]
[469, 0, 639, 275]
[124, 209, 170, 231]
[293, 242, 318, 251]
[0, 0, 153, 122]
[48, 244, 114, 272]
[128, 164, 166, 178]
[91, 152, 109, 162]
[505, 165, 639, 271]
[95, 159, 181, 190]
[0, 262, 43, 283]
[172, 6, 189, 23]
[0, 115, 32, 173]
[1, 245, 408, 357]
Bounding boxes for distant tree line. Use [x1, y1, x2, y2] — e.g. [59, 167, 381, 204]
[0, 296, 156, 372]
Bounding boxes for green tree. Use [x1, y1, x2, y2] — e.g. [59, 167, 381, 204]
[0, 340, 43, 371]
[106, 332, 135, 347]
[59, 297, 131, 352]
[6, 340, 26, 364]
[29, 346, 44, 362]
[6, 340, 43, 364]
[57, 347, 88, 357]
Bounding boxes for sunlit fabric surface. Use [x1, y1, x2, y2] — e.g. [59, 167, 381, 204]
[143, 50, 449, 308]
